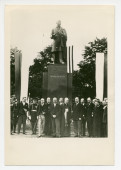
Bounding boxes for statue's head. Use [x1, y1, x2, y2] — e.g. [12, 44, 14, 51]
[56, 20, 61, 27]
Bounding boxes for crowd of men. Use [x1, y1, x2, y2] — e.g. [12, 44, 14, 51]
[10, 96, 108, 138]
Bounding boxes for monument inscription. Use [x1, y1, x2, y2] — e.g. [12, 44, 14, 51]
[48, 65, 67, 98]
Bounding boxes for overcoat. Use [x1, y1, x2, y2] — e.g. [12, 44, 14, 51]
[61, 103, 71, 124]
[93, 105, 103, 137]
[72, 103, 81, 121]
[50, 104, 61, 119]
[29, 103, 38, 122]
[51, 26, 67, 52]
[18, 102, 28, 117]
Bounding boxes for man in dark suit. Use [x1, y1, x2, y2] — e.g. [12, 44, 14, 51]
[72, 97, 81, 137]
[86, 97, 94, 137]
[17, 97, 28, 134]
[37, 98, 47, 137]
[102, 99, 108, 137]
[80, 98, 87, 136]
[10, 98, 14, 135]
[13, 98, 19, 133]
[93, 99, 103, 137]
[29, 98, 38, 135]
[61, 98, 71, 137]
[50, 97, 61, 137]
[44, 97, 52, 136]
[59, 98, 64, 109]
[59, 97, 64, 135]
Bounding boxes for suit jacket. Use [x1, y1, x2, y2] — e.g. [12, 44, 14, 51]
[37, 104, 47, 116]
[59, 103, 64, 115]
[72, 103, 81, 121]
[93, 105, 103, 137]
[93, 105, 103, 124]
[13, 103, 19, 118]
[10, 104, 14, 119]
[86, 103, 94, 119]
[18, 102, 28, 116]
[46, 103, 52, 118]
[50, 103, 61, 118]
[51, 26, 67, 52]
[29, 103, 38, 121]
[80, 103, 87, 119]
[102, 106, 107, 124]
[61, 103, 71, 123]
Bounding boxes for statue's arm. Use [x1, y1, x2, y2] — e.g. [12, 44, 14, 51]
[65, 29, 67, 40]
[50, 29, 56, 39]
[62, 29, 67, 41]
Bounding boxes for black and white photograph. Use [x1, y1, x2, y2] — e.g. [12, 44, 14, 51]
[4, 5, 114, 165]
[10, 6, 108, 139]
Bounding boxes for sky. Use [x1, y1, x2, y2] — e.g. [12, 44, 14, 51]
[10, 5, 110, 70]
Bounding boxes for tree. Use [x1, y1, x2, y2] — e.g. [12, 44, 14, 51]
[72, 37, 107, 99]
[28, 46, 53, 98]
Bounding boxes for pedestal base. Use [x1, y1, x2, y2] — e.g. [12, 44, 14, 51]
[42, 64, 72, 101]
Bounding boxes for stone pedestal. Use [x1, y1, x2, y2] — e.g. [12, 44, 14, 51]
[48, 65, 67, 98]
[42, 64, 72, 101]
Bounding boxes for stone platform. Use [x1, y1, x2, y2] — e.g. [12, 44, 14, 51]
[42, 64, 72, 101]
[11, 120, 89, 138]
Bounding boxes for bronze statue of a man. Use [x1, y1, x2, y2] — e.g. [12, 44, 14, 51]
[51, 20, 67, 64]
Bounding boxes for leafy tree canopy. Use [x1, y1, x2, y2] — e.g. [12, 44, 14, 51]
[28, 46, 52, 98]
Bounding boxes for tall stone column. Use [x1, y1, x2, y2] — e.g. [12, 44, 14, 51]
[103, 53, 107, 98]
[15, 52, 22, 101]
[96, 52, 104, 101]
